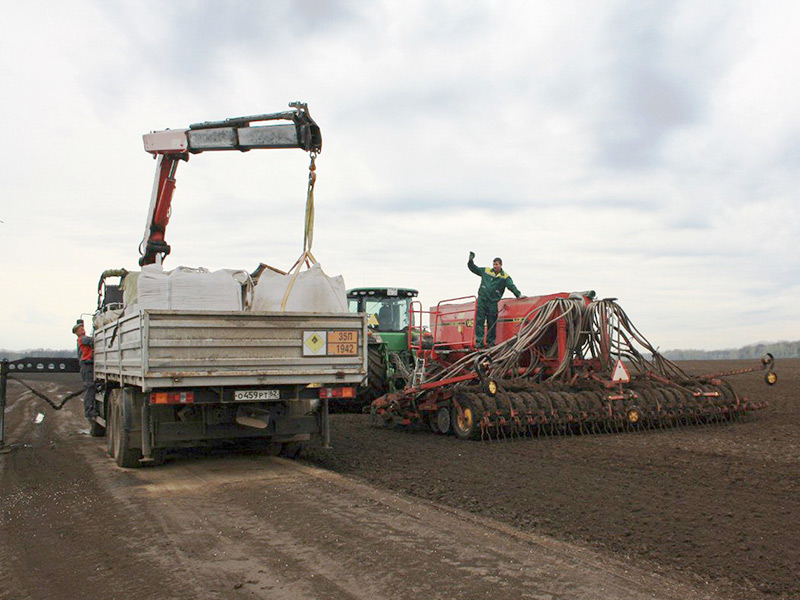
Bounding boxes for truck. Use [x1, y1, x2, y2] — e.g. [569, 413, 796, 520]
[89, 103, 367, 467]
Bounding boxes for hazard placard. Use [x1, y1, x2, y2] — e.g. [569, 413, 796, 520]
[611, 359, 631, 383]
[303, 331, 327, 356]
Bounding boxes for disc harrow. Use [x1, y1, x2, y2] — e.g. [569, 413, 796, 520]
[369, 296, 775, 440]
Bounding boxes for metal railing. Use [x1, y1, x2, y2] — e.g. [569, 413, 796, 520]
[0, 357, 81, 452]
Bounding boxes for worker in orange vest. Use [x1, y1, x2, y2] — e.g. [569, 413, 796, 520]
[72, 319, 96, 424]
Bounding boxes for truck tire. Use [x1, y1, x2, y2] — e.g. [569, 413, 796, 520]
[279, 442, 303, 459]
[89, 418, 106, 437]
[111, 388, 142, 468]
[106, 389, 119, 457]
[148, 448, 166, 466]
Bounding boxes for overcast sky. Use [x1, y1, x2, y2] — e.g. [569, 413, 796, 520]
[1, 0, 798, 352]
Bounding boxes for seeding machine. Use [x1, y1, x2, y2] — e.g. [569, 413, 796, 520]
[368, 292, 777, 439]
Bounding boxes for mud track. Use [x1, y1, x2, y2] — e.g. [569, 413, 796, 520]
[1, 360, 797, 599]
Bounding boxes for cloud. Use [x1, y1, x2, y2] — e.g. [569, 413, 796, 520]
[0, 0, 798, 352]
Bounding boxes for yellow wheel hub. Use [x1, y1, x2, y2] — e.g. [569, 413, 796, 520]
[458, 407, 474, 430]
[627, 408, 640, 423]
[487, 380, 498, 396]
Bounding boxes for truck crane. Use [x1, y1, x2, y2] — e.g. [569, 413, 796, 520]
[89, 103, 366, 467]
[139, 102, 321, 266]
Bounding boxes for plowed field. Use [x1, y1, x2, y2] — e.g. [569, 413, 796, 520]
[304, 359, 799, 600]
[1, 359, 796, 599]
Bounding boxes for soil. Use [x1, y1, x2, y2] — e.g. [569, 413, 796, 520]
[1, 359, 797, 599]
[305, 359, 800, 600]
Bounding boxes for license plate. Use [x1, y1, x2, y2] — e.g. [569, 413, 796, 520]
[233, 389, 280, 401]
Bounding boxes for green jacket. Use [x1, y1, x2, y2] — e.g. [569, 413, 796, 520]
[468, 258, 522, 304]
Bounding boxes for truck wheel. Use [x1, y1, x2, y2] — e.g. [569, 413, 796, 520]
[148, 448, 166, 466]
[265, 441, 283, 456]
[279, 442, 303, 459]
[106, 390, 119, 457]
[89, 418, 106, 437]
[112, 389, 142, 468]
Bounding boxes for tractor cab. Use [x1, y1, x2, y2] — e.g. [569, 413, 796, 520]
[347, 287, 419, 403]
[347, 288, 417, 332]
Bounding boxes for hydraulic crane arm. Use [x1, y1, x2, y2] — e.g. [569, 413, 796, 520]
[138, 102, 321, 266]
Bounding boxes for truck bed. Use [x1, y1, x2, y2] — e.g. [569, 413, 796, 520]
[94, 309, 367, 391]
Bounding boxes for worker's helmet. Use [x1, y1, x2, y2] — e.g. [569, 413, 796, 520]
[72, 319, 84, 334]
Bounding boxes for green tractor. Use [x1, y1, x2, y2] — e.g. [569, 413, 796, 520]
[347, 287, 420, 408]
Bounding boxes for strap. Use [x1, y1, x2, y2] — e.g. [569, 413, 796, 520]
[280, 153, 319, 311]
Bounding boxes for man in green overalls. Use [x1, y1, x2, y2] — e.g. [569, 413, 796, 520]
[467, 252, 522, 348]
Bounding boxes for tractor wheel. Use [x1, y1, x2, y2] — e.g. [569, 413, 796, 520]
[452, 395, 481, 440]
[367, 345, 387, 399]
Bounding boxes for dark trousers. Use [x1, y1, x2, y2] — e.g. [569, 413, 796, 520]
[475, 301, 499, 347]
[80, 362, 96, 419]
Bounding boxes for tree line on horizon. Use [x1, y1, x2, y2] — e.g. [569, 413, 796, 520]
[1, 349, 74, 361]
[659, 340, 800, 360]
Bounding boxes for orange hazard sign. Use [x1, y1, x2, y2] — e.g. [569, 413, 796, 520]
[611, 359, 631, 383]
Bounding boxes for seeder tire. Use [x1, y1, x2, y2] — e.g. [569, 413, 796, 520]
[436, 407, 451, 434]
[369, 404, 384, 428]
[452, 395, 481, 440]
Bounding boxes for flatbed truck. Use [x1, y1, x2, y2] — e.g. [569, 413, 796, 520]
[87, 103, 366, 467]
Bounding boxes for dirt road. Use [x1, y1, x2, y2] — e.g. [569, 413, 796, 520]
[1, 361, 796, 599]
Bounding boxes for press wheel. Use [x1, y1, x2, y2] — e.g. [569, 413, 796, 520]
[452, 395, 481, 440]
